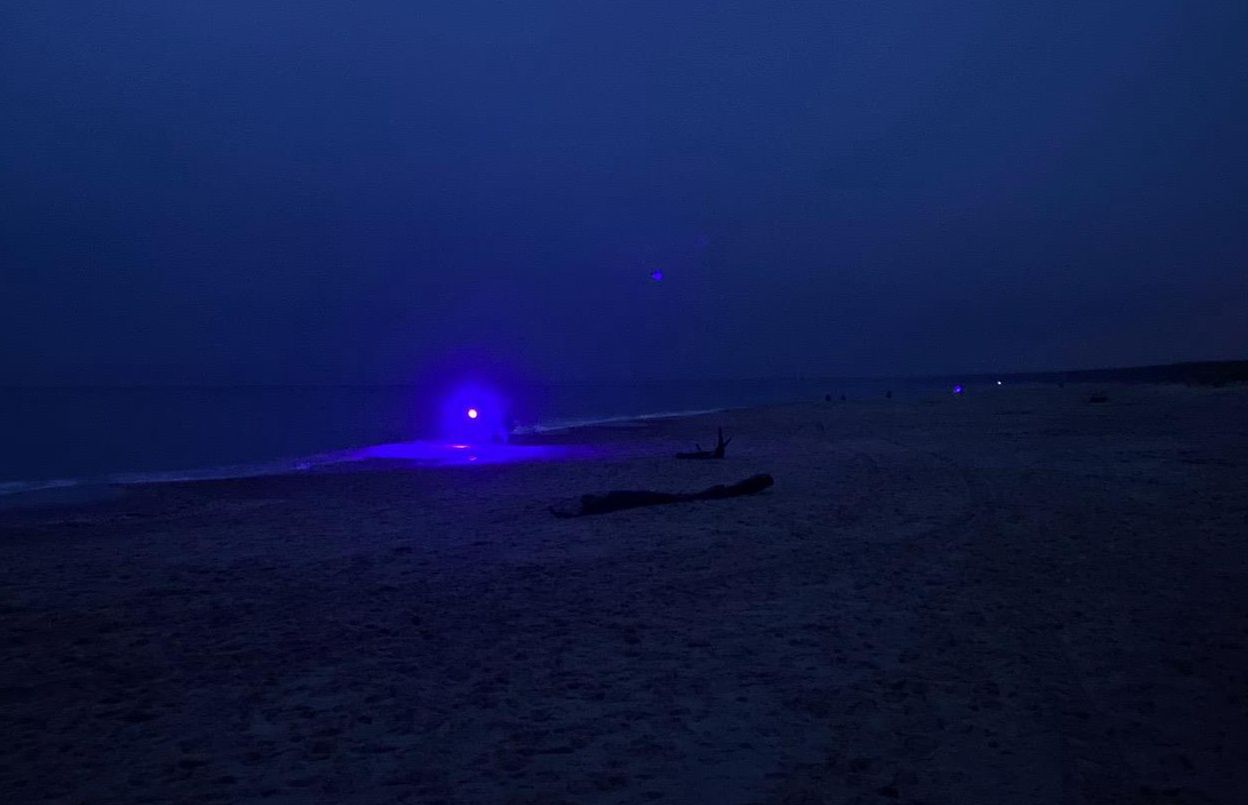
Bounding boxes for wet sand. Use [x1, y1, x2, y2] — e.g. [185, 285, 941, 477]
[1, 384, 1246, 803]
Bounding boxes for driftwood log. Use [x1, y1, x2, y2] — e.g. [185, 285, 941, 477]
[551, 473, 774, 518]
[676, 427, 731, 459]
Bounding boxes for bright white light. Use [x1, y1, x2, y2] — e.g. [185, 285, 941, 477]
[467, 408, 479, 419]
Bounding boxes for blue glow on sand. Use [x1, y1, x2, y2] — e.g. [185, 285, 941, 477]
[344, 440, 584, 467]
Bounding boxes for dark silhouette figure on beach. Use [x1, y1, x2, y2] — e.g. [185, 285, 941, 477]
[676, 428, 731, 459]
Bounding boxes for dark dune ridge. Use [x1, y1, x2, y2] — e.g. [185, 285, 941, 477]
[1, 383, 1246, 803]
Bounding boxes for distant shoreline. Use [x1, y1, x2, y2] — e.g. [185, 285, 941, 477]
[1, 368, 1243, 502]
[947, 359, 1248, 387]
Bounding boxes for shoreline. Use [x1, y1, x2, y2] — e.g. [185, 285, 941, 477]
[0, 379, 1235, 509]
[0, 403, 748, 503]
[5, 373, 1241, 502]
[0, 379, 1161, 500]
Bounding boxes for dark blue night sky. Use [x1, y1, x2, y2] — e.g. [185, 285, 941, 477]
[3, 2, 1245, 384]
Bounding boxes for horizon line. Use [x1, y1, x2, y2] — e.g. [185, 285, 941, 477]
[3, 358, 1245, 390]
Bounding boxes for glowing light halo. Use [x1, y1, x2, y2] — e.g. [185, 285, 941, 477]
[439, 380, 510, 445]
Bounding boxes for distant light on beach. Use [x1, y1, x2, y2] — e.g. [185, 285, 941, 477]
[997, 380, 1003, 386]
[953, 385, 964, 395]
[441, 381, 509, 444]
[649, 270, 664, 282]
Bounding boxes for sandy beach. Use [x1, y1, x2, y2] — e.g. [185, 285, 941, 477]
[1, 383, 1245, 804]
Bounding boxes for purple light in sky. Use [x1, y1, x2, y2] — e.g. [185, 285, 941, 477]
[467, 407, 479, 419]
[953, 384, 964, 395]
[649, 269, 664, 282]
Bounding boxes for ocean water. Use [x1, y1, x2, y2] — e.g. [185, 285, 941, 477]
[0, 379, 924, 491]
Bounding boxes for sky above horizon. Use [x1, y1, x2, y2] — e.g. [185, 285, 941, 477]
[3, 2, 1246, 384]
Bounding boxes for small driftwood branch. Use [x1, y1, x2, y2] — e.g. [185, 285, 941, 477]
[550, 473, 774, 518]
[676, 427, 732, 459]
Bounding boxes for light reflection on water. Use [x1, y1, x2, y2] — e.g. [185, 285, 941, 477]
[340, 439, 591, 467]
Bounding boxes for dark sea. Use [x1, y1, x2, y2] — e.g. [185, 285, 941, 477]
[0, 379, 939, 492]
